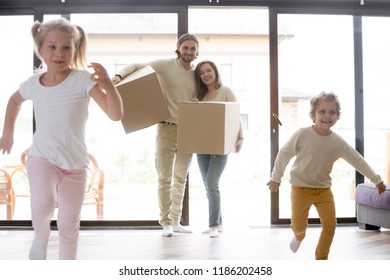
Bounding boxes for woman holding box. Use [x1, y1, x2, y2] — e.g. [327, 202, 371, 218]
[193, 60, 244, 238]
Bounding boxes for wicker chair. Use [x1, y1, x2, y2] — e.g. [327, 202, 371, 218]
[17, 149, 105, 219]
[0, 167, 15, 219]
[82, 153, 105, 220]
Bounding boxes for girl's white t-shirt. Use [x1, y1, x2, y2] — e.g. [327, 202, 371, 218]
[19, 70, 96, 170]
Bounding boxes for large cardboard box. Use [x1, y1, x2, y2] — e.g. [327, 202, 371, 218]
[178, 102, 240, 155]
[116, 66, 170, 133]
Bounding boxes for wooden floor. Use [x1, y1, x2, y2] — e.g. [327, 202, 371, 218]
[1, 224, 389, 260]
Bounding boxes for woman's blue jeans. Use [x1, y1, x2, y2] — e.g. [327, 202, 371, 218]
[197, 154, 228, 227]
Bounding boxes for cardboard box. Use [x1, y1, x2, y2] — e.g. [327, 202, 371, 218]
[116, 66, 170, 133]
[178, 102, 240, 155]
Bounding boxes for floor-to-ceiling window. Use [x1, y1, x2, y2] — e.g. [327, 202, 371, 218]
[0, 16, 34, 220]
[188, 7, 271, 229]
[271, 11, 390, 224]
[5, 12, 179, 223]
[71, 13, 178, 222]
[275, 14, 357, 222]
[362, 16, 390, 186]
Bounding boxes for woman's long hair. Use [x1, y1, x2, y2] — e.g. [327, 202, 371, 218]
[194, 60, 222, 101]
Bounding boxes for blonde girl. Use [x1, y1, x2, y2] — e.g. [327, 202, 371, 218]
[0, 18, 123, 259]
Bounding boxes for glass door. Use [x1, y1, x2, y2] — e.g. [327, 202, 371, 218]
[1, 11, 180, 225]
[273, 13, 358, 223]
[188, 7, 271, 229]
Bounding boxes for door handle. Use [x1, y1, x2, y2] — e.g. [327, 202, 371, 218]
[272, 113, 282, 126]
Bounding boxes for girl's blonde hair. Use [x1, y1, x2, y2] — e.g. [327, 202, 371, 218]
[309, 91, 341, 122]
[31, 18, 87, 69]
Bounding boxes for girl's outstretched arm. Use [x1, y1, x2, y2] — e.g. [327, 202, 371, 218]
[89, 62, 124, 121]
[0, 91, 25, 154]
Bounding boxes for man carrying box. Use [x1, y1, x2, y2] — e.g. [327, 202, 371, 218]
[112, 34, 199, 237]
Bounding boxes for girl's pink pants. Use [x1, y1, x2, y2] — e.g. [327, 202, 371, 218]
[27, 156, 86, 260]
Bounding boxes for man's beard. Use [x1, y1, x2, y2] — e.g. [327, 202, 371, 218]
[180, 53, 195, 63]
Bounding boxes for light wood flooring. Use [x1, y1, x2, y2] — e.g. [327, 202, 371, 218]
[1, 224, 389, 260]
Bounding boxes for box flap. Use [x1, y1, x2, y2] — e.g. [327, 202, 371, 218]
[116, 65, 155, 85]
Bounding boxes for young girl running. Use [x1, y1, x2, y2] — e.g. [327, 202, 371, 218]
[267, 92, 386, 260]
[0, 18, 123, 259]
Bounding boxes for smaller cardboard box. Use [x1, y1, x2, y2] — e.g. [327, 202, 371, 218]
[178, 102, 240, 155]
[116, 66, 170, 133]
